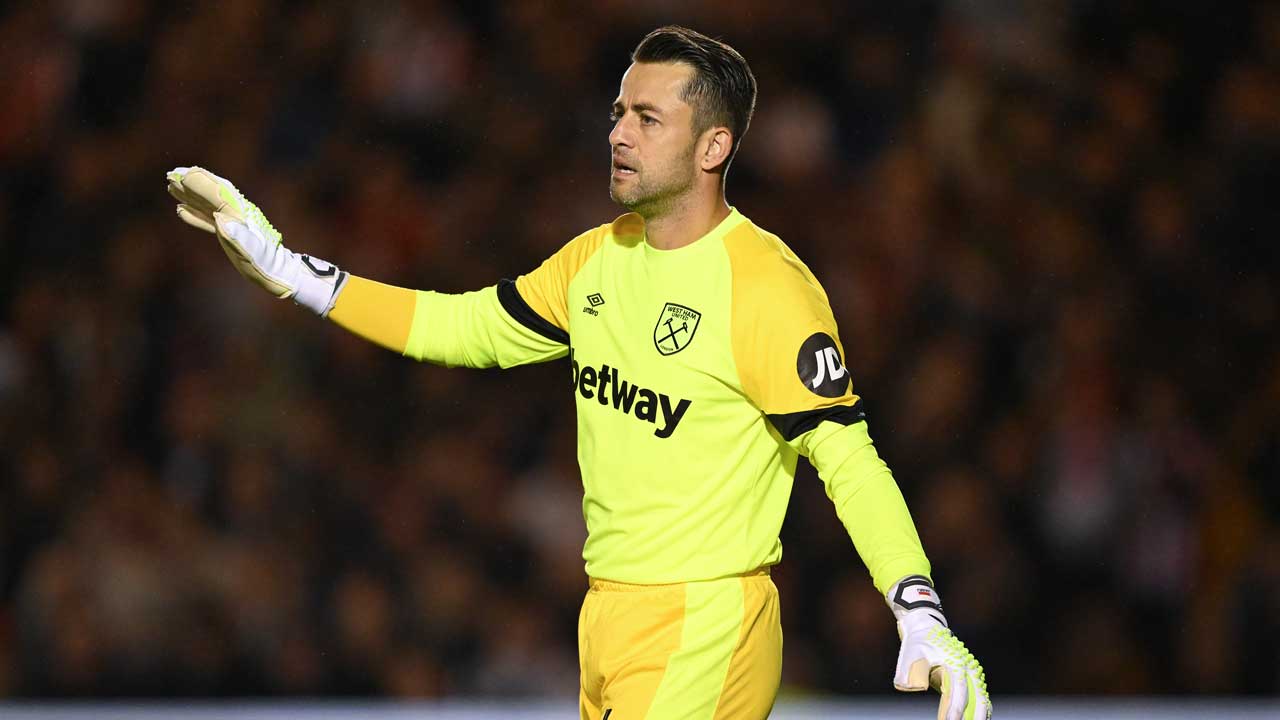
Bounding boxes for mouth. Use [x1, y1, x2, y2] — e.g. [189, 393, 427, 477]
[612, 159, 637, 177]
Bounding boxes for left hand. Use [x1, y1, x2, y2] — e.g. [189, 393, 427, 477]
[887, 575, 991, 720]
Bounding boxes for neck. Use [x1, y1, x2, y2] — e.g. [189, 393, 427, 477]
[642, 192, 731, 250]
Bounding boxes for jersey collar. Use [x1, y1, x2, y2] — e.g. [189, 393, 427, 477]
[641, 206, 746, 260]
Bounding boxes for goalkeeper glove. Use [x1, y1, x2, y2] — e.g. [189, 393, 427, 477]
[166, 166, 348, 316]
[887, 575, 992, 720]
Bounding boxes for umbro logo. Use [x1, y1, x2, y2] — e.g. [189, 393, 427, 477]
[583, 292, 605, 316]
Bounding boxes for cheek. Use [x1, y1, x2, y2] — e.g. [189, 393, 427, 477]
[657, 147, 696, 180]
[652, 137, 695, 170]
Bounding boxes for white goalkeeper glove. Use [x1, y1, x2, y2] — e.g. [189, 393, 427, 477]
[887, 575, 991, 720]
[166, 166, 348, 316]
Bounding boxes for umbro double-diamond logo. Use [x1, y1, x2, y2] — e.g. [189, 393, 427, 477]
[583, 292, 605, 316]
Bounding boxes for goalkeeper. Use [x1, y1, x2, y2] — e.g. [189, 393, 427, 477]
[168, 25, 989, 720]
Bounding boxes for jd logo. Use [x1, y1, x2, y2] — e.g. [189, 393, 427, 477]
[797, 332, 850, 397]
[653, 302, 701, 355]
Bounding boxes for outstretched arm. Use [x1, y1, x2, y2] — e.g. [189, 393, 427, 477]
[328, 277, 567, 368]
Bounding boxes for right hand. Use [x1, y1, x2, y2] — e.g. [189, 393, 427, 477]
[166, 166, 348, 316]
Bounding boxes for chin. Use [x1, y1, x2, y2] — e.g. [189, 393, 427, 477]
[609, 186, 640, 210]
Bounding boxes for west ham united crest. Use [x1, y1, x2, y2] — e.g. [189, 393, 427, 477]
[653, 302, 701, 355]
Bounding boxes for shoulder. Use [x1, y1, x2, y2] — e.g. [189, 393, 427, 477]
[514, 218, 627, 333]
[721, 214, 856, 417]
[538, 218, 624, 282]
[722, 215, 832, 317]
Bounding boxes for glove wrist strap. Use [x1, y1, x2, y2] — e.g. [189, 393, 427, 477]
[887, 574, 947, 626]
[291, 254, 349, 317]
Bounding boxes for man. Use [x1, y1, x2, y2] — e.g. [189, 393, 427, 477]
[167, 25, 989, 720]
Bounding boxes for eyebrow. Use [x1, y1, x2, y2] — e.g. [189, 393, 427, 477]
[612, 101, 664, 116]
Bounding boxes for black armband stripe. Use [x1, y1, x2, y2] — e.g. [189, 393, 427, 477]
[497, 279, 569, 345]
[766, 400, 866, 442]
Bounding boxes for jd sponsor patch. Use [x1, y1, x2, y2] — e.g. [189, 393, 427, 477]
[796, 332, 850, 397]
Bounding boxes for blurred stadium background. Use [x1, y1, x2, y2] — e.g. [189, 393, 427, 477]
[1, 0, 1278, 716]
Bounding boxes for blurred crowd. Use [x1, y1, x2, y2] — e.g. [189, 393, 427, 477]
[2, 0, 1279, 699]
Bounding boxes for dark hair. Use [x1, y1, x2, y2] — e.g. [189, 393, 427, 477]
[631, 25, 757, 171]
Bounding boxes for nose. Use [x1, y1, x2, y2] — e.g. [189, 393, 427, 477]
[608, 114, 633, 151]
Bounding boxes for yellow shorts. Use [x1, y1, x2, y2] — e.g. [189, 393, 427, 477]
[577, 569, 782, 720]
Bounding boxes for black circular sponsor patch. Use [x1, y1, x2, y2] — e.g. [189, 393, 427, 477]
[796, 332, 850, 397]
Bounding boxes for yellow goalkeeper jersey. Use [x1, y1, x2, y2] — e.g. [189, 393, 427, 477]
[390, 208, 929, 589]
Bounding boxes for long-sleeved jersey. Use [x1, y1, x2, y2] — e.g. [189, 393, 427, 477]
[330, 208, 929, 591]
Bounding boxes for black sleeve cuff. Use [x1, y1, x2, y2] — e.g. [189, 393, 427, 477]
[497, 279, 569, 345]
[766, 400, 866, 442]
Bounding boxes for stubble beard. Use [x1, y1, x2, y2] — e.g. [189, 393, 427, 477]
[608, 174, 646, 210]
[609, 146, 696, 219]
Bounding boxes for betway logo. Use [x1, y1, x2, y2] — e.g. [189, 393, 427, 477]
[570, 348, 692, 438]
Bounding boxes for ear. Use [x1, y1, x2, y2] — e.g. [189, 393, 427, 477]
[699, 127, 734, 172]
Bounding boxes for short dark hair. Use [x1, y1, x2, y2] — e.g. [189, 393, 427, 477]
[631, 25, 757, 171]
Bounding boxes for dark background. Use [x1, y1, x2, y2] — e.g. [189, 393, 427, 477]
[1, 0, 1278, 699]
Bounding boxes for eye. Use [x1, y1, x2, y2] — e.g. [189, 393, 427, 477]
[609, 113, 619, 123]
[641, 115, 657, 126]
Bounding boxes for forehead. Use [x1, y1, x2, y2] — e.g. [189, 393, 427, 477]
[615, 62, 694, 110]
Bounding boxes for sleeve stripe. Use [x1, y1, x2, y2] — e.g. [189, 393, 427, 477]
[497, 278, 569, 345]
[767, 400, 866, 442]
